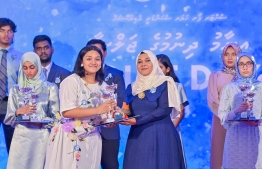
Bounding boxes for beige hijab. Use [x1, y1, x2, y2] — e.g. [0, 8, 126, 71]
[132, 50, 180, 111]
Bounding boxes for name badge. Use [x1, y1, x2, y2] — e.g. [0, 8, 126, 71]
[55, 77, 61, 84]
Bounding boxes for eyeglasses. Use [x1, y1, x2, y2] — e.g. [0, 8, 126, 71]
[238, 61, 253, 69]
[35, 46, 50, 52]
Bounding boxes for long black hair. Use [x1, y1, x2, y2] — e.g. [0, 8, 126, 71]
[74, 45, 104, 85]
[156, 54, 180, 83]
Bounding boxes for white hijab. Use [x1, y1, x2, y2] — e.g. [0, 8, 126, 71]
[132, 50, 180, 111]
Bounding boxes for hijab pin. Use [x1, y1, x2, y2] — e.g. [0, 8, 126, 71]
[150, 87, 156, 93]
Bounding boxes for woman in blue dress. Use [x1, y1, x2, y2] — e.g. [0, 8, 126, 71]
[120, 50, 185, 169]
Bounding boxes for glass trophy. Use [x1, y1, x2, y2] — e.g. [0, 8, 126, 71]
[15, 86, 54, 125]
[113, 93, 123, 120]
[104, 84, 118, 123]
[106, 84, 128, 122]
[238, 84, 256, 120]
[18, 87, 33, 121]
[98, 83, 129, 126]
[30, 94, 39, 122]
[246, 88, 255, 120]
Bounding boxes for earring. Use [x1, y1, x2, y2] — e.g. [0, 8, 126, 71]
[81, 64, 83, 67]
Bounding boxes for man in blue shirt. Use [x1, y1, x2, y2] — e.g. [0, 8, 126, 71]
[0, 18, 23, 153]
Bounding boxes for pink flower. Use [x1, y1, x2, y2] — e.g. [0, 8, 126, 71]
[82, 122, 89, 129]
[62, 122, 75, 133]
[53, 126, 59, 133]
[75, 152, 81, 161]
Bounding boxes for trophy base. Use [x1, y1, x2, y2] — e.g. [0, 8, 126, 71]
[229, 117, 262, 121]
[240, 112, 248, 119]
[105, 118, 115, 123]
[16, 115, 53, 123]
[16, 115, 30, 121]
[30, 117, 39, 122]
[249, 116, 256, 120]
[96, 115, 140, 126]
[114, 112, 124, 121]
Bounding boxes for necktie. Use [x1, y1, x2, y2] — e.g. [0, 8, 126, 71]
[43, 67, 48, 80]
[0, 49, 8, 99]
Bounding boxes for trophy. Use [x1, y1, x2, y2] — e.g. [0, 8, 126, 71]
[30, 94, 39, 122]
[100, 83, 127, 124]
[17, 87, 34, 121]
[246, 87, 255, 120]
[238, 84, 255, 120]
[104, 84, 118, 123]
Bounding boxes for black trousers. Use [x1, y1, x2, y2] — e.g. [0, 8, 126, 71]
[101, 137, 120, 169]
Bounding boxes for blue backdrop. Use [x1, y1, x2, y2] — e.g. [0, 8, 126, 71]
[1, 0, 262, 168]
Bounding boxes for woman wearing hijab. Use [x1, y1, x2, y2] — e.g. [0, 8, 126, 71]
[207, 43, 242, 169]
[120, 50, 185, 169]
[218, 52, 262, 168]
[4, 52, 59, 169]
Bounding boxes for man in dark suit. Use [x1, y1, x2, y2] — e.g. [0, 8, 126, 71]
[33, 35, 71, 88]
[87, 39, 125, 169]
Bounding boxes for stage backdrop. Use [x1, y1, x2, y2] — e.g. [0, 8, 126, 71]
[1, 0, 262, 168]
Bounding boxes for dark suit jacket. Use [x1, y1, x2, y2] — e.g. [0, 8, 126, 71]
[101, 64, 125, 140]
[48, 63, 71, 88]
